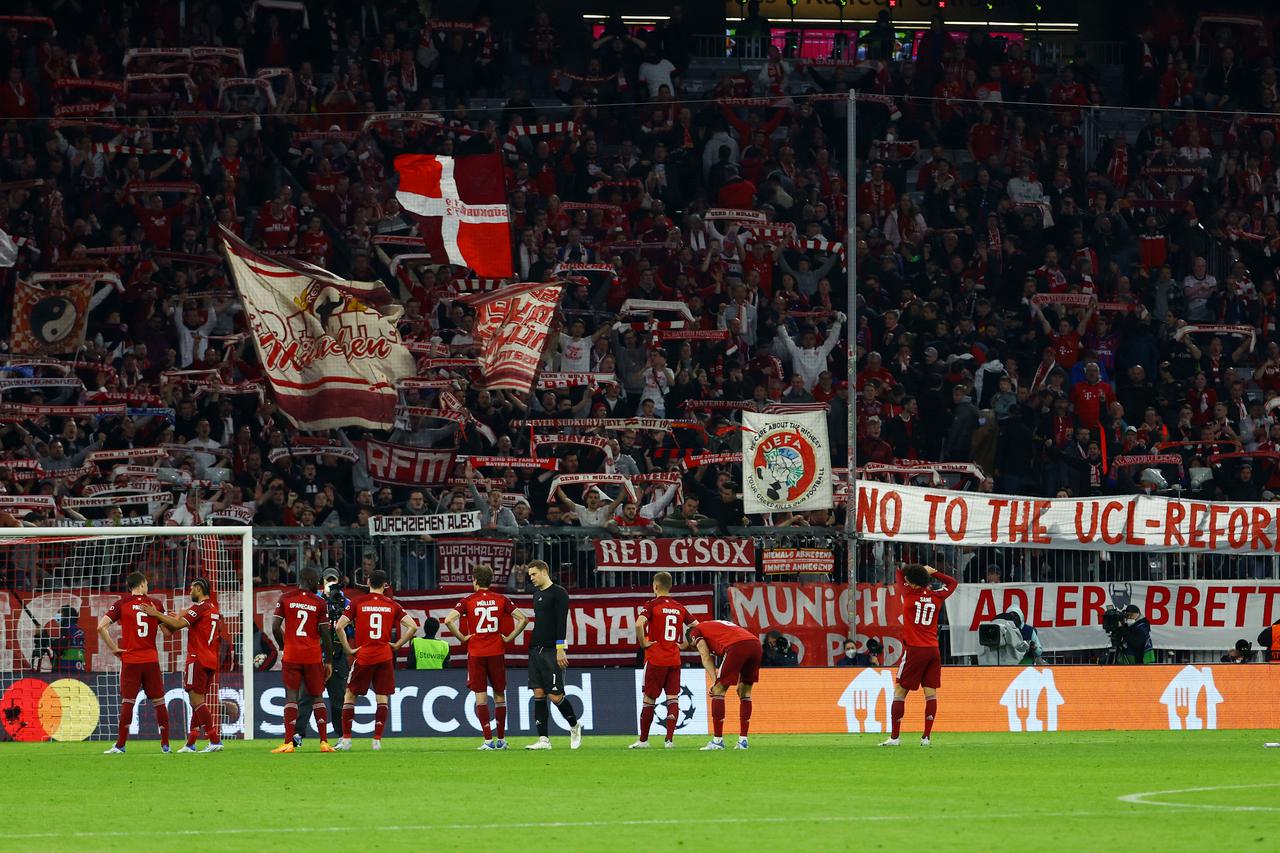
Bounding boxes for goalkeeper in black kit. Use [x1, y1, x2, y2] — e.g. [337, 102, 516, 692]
[524, 560, 583, 750]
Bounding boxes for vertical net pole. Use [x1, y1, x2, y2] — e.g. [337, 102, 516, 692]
[241, 528, 255, 740]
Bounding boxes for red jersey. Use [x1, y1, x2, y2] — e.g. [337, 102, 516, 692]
[183, 599, 222, 669]
[1070, 380, 1115, 430]
[452, 589, 516, 657]
[273, 588, 330, 665]
[640, 596, 692, 667]
[897, 569, 958, 647]
[132, 204, 181, 250]
[104, 594, 162, 664]
[1050, 330, 1081, 369]
[689, 620, 755, 656]
[344, 593, 407, 665]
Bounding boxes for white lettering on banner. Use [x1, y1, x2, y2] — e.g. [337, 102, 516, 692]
[368, 512, 481, 536]
[1159, 666, 1223, 730]
[594, 537, 755, 572]
[999, 668, 1065, 732]
[944, 581, 1280, 654]
[837, 669, 894, 733]
[858, 481, 1280, 554]
[728, 582, 869, 666]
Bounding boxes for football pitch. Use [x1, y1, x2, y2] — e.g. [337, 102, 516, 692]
[2, 732, 1275, 851]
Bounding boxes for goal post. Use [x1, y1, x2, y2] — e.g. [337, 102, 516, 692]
[0, 526, 255, 743]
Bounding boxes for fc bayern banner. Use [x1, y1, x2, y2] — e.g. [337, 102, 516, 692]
[857, 481, 1280, 555]
[220, 228, 415, 430]
[742, 410, 833, 514]
[394, 153, 514, 277]
[361, 438, 455, 486]
[11, 279, 92, 355]
[459, 281, 562, 392]
[944, 581, 1280, 655]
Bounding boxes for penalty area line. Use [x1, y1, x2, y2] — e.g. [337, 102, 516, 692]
[0, 811, 1110, 841]
[1118, 783, 1280, 812]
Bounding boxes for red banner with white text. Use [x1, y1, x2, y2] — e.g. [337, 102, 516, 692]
[728, 582, 905, 666]
[435, 538, 514, 585]
[857, 482, 1280, 554]
[595, 537, 756, 572]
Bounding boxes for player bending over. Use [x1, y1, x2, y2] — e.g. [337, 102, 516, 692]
[268, 569, 337, 753]
[630, 572, 692, 749]
[335, 570, 417, 750]
[686, 618, 762, 751]
[98, 572, 171, 754]
[880, 563, 958, 747]
[142, 578, 226, 753]
[443, 565, 528, 750]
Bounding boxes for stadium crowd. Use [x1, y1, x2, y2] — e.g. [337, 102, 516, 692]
[2, 1, 1280, 590]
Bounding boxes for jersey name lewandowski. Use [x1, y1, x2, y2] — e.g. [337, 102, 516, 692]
[897, 569, 959, 647]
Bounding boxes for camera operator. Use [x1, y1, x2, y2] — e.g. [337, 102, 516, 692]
[1260, 619, 1280, 663]
[762, 631, 799, 667]
[295, 567, 352, 745]
[1106, 604, 1154, 664]
[837, 637, 882, 667]
[1221, 639, 1256, 664]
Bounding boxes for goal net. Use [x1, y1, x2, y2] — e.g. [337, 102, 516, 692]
[0, 526, 254, 742]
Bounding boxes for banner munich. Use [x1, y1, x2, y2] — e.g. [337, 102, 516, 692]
[857, 482, 1280, 555]
[220, 227, 415, 430]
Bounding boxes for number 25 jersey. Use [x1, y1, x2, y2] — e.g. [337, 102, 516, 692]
[453, 590, 516, 657]
[897, 569, 958, 648]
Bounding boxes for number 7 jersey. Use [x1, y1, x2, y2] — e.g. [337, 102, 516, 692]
[640, 596, 692, 667]
[897, 569, 959, 648]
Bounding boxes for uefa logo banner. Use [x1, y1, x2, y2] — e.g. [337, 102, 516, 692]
[741, 411, 834, 514]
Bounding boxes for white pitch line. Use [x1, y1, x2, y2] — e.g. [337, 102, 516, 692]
[1118, 783, 1280, 812]
[0, 811, 1110, 841]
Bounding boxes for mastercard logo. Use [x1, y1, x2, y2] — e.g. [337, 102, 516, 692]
[1, 677, 101, 742]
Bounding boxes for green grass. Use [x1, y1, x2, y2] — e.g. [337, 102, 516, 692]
[3, 732, 1277, 851]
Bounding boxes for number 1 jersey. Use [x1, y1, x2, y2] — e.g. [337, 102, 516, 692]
[897, 569, 958, 647]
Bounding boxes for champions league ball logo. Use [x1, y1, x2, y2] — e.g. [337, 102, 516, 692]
[748, 420, 827, 509]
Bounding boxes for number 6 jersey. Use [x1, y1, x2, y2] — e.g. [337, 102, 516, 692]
[452, 590, 516, 657]
[897, 569, 959, 648]
[640, 596, 692, 667]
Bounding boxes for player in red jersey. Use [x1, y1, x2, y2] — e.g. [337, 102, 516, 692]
[686, 617, 762, 751]
[335, 569, 417, 750]
[141, 578, 226, 753]
[443, 564, 528, 750]
[630, 571, 692, 749]
[97, 571, 171, 754]
[268, 569, 336, 753]
[880, 563, 959, 747]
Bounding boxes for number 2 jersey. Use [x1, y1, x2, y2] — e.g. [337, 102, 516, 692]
[273, 588, 330, 665]
[452, 590, 516, 657]
[640, 596, 692, 667]
[183, 599, 222, 670]
[897, 569, 959, 648]
[343, 592, 407, 665]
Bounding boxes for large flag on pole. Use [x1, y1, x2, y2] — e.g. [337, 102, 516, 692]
[459, 282, 563, 393]
[394, 153, 514, 278]
[219, 227, 416, 430]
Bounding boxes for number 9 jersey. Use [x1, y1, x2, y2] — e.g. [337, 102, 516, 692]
[343, 592, 407, 665]
[897, 568, 959, 648]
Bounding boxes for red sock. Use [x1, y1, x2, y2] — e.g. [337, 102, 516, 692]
[311, 701, 328, 741]
[924, 698, 938, 738]
[207, 703, 221, 745]
[495, 702, 507, 740]
[664, 700, 678, 742]
[342, 703, 355, 738]
[283, 702, 298, 743]
[639, 704, 656, 742]
[186, 704, 202, 747]
[476, 701, 492, 739]
[374, 704, 388, 739]
[116, 700, 134, 748]
[711, 695, 725, 738]
[890, 699, 905, 739]
[154, 703, 170, 748]
[740, 698, 753, 737]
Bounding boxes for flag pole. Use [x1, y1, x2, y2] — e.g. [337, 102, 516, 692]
[846, 87, 859, 586]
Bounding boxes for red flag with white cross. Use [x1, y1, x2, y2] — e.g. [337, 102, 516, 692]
[394, 153, 514, 278]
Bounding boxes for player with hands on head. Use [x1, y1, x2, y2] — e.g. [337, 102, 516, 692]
[140, 577, 226, 753]
[880, 563, 959, 748]
[443, 565, 529, 750]
[334, 569, 418, 751]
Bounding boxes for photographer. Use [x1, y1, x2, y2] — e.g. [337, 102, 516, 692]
[977, 608, 1034, 665]
[762, 631, 799, 667]
[1260, 619, 1280, 663]
[1221, 639, 1256, 664]
[296, 567, 352, 743]
[837, 638, 882, 667]
[1108, 604, 1155, 665]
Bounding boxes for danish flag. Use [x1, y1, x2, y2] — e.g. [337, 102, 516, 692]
[394, 153, 514, 278]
